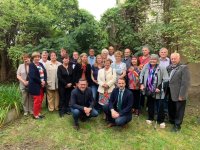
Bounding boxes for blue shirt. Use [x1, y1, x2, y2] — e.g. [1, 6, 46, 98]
[88, 56, 96, 66]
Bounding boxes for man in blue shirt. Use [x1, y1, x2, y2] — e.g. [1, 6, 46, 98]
[88, 48, 96, 66]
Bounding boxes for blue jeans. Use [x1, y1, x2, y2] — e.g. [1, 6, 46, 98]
[91, 85, 98, 100]
[71, 108, 98, 124]
[103, 104, 132, 126]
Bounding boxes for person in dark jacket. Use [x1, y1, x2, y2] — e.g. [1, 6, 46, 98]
[29, 52, 47, 119]
[73, 53, 92, 87]
[57, 54, 74, 117]
[103, 78, 133, 127]
[167, 52, 190, 132]
[70, 79, 98, 130]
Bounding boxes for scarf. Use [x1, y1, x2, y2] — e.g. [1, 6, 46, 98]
[81, 64, 86, 79]
[128, 67, 140, 89]
[147, 64, 159, 93]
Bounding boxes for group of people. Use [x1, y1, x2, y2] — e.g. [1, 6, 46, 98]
[17, 46, 190, 132]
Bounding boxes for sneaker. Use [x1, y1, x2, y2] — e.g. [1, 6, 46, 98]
[146, 120, 152, 125]
[24, 112, 28, 116]
[160, 122, 166, 129]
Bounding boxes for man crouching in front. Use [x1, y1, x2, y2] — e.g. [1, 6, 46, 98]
[70, 78, 99, 130]
[103, 78, 133, 127]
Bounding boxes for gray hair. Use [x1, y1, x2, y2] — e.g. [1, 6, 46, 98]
[150, 54, 160, 64]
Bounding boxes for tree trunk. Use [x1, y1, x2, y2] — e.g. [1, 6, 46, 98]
[0, 50, 8, 81]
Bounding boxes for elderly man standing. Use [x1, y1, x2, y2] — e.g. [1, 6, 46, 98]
[167, 53, 190, 132]
[88, 48, 96, 67]
[103, 78, 133, 127]
[122, 48, 132, 69]
[70, 79, 99, 130]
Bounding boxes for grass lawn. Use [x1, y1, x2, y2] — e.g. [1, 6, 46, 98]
[0, 101, 200, 150]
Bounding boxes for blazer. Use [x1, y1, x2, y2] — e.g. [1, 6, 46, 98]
[109, 88, 133, 116]
[57, 64, 74, 88]
[73, 63, 92, 86]
[45, 61, 61, 90]
[140, 64, 169, 99]
[167, 64, 190, 101]
[97, 67, 117, 93]
[28, 62, 47, 95]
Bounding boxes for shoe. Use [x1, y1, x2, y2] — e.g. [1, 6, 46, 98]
[73, 123, 80, 130]
[39, 114, 45, 118]
[171, 125, 181, 132]
[59, 113, 64, 118]
[146, 120, 152, 125]
[107, 123, 116, 128]
[80, 116, 87, 122]
[33, 116, 43, 120]
[160, 122, 166, 129]
[24, 112, 28, 116]
[134, 109, 139, 116]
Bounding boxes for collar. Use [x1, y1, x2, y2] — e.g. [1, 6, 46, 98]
[119, 88, 125, 93]
[89, 56, 95, 59]
[160, 57, 169, 61]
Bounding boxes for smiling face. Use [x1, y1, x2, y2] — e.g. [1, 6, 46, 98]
[118, 78, 126, 90]
[104, 60, 111, 69]
[124, 48, 131, 58]
[170, 53, 180, 65]
[81, 55, 88, 64]
[89, 49, 95, 57]
[131, 57, 138, 66]
[78, 80, 87, 92]
[108, 46, 115, 55]
[73, 52, 79, 60]
[150, 58, 158, 66]
[63, 57, 69, 65]
[50, 52, 57, 62]
[33, 55, 40, 63]
[23, 56, 30, 64]
[142, 47, 150, 56]
[159, 48, 168, 59]
[96, 55, 102, 64]
[41, 53, 48, 62]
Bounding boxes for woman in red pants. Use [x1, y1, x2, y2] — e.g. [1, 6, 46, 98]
[29, 52, 47, 119]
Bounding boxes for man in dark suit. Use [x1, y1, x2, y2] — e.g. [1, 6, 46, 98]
[103, 78, 133, 127]
[167, 52, 190, 132]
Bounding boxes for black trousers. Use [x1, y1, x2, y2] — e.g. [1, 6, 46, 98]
[58, 87, 73, 114]
[168, 98, 186, 126]
[130, 89, 140, 109]
[147, 96, 165, 123]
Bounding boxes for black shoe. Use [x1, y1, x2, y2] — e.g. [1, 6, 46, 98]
[80, 116, 87, 122]
[66, 111, 71, 115]
[59, 112, 64, 118]
[39, 115, 45, 118]
[33, 116, 43, 120]
[171, 125, 181, 132]
[73, 123, 80, 130]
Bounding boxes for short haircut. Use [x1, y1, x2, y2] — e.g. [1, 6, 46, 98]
[159, 47, 168, 52]
[142, 45, 150, 51]
[31, 52, 40, 59]
[62, 54, 69, 59]
[118, 77, 126, 83]
[101, 48, 109, 54]
[78, 78, 87, 83]
[21, 53, 30, 60]
[49, 51, 57, 56]
[114, 50, 123, 57]
[105, 58, 112, 64]
[171, 52, 180, 59]
[41, 51, 48, 55]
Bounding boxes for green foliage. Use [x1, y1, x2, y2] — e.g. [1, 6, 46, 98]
[0, 84, 21, 125]
[100, 0, 149, 51]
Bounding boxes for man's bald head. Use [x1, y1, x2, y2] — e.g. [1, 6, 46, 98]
[170, 52, 180, 65]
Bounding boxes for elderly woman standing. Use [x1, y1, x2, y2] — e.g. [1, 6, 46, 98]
[140, 54, 169, 128]
[17, 53, 33, 116]
[98, 58, 116, 107]
[46, 51, 61, 112]
[73, 53, 92, 86]
[111, 51, 126, 83]
[29, 52, 47, 119]
[101, 48, 109, 66]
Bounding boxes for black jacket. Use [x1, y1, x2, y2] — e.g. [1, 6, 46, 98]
[109, 88, 133, 116]
[70, 87, 95, 110]
[73, 63, 92, 86]
[57, 64, 74, 88]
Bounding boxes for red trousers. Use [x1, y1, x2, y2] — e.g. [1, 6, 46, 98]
[33, 88, 44, 117]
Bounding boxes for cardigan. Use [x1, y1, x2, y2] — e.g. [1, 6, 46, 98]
[28, 62, 47, 95]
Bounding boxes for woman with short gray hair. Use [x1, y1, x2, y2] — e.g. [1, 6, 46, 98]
[140, 54, 169, 128]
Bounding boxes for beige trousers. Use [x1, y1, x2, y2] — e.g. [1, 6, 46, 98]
[47, 89, 59, 111]
[21, 89, 33, 113]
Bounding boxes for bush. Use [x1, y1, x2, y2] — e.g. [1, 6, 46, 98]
[0, 84, 21, 125]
